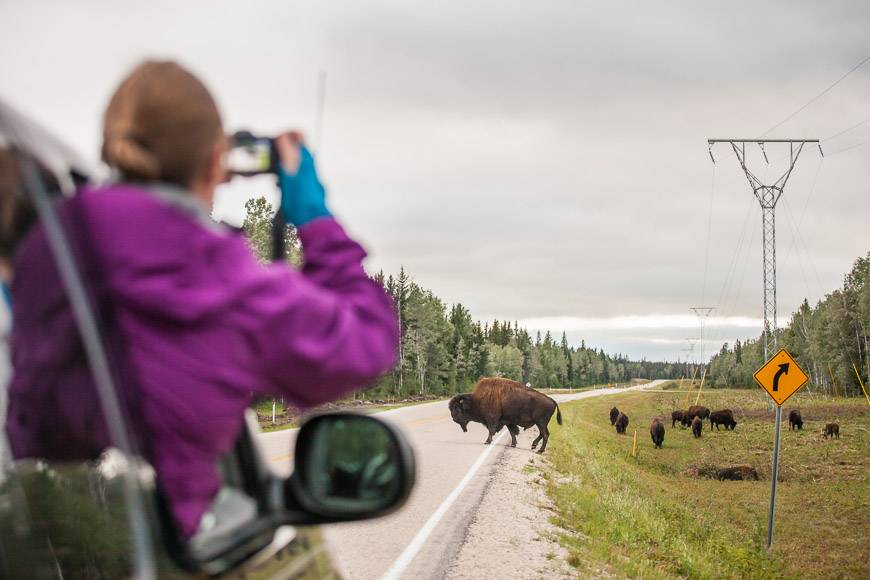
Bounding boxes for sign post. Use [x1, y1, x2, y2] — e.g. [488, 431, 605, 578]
[753, 348, 809, 549]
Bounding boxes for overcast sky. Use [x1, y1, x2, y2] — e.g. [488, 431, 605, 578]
[2, 0, 868, 361]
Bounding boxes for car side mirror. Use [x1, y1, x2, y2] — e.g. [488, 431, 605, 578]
[163, 412, 415, 577]
[287, 413, 415, 522]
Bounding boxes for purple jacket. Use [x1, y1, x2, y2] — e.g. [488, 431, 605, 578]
[7, 183, 398, 538]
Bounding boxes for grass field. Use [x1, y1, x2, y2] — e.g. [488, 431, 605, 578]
[543, 388, 869, 579]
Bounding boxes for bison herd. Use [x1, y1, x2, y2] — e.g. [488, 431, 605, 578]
[788, 409, 840, 439]
[611, 402, 844, 451]
[449, 378, 562, 453]
[610, 403, 738, 447]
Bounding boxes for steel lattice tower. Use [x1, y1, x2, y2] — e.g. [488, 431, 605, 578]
[690, 307, 715, 367]
[707, 139, 821, 362]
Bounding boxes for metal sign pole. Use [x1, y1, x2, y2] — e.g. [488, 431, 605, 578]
[766, 405, 783, 549]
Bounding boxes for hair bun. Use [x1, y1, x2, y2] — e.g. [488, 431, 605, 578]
[101, 60, 223, 186]
[103, 133, 161, 181]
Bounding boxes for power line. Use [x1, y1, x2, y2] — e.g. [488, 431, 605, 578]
[701, 165, 716, 306]
[828, 138, 870, 156]
[784, 196, 824, 296]
[761, 55, 870, 137]
[823, 115, 870, 142]
[714, 196, 755, 316]
[785, 156, 824, 255]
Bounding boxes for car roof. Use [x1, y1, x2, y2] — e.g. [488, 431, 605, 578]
[0, 97, 92, 194]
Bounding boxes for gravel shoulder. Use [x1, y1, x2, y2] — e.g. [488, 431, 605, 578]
[445, 429, 575, 579]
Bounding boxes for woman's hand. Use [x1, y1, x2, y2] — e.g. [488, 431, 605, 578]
[274, 132, 332, 227]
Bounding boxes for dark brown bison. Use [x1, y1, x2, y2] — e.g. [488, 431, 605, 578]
[609, 406, 620, 426]
[448, 378, 562, 453]
[615, 412, 629, 434]
[691, 416, 702, 438]
[710, 409, 737, 431]
[788, 410, 803, 430]
[824, 423, 839, 439]
[717, 465, 759, 481]
[650, 419, 665, 448]
[687, 405, 710, 421]
[671, 410, 686, 428]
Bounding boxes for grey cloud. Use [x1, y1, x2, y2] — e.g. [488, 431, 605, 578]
[2, 0, 868, 361]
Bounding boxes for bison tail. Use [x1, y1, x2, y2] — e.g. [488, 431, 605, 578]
[555, 402, 563, 425]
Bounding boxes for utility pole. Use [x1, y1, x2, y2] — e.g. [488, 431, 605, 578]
[683, 338, 696, 360]
[690, 307, 715, 367]
[707, 138, 821, 551]
[683, 339, 697, 383]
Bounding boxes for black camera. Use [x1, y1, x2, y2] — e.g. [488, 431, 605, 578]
[227, 131, 279, 176]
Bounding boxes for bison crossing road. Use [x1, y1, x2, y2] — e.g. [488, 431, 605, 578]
[251, 380, 666, 579]
[449, 378, 563, 452]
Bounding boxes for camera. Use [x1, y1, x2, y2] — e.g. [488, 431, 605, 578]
[227, 131, 278, 176]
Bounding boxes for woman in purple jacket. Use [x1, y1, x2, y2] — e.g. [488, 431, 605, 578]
[5, 61, 399, 539]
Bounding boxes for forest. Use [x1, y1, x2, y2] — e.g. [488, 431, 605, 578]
[707, 252, 869, 396]
[242, 198, 682, 400]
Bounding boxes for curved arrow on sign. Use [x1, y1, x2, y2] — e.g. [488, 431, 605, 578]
[772, 363, 789, 392]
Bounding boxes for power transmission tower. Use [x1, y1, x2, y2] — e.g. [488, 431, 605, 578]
[683, 339, 697, 382]
[682, 338, 696, 361]
[707, 140, 821, 361]
[690, 307, 715, 367]
[707, 138, 821, 551]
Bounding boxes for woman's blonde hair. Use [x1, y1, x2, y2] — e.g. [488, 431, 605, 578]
[102, 60, 223, 186]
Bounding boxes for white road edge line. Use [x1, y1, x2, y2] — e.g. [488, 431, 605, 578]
[380, 430, 508, 580]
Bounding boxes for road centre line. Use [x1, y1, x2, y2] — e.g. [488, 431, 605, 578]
[270, 452, 293, 463]
[402, 416, 448, 428]
[380, 430, 508, 580]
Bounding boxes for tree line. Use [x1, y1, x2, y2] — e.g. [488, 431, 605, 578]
[707, 252, 869, 397]
[242, 198, 681, 400]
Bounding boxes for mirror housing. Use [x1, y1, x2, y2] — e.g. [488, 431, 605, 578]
[167, 412, 415, 576]
[285, 413, 416, 524]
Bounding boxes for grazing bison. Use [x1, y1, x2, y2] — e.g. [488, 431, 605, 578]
[448, 378, 562, 453]
[615, 412, 629, 434]
[788, 410, 803, 430]
[686, 405, 710, 421]
[609, 406, 620, 426]
[650, 419, 665, 448]
[671, 410, 686, 428]
[710, 409, 737, 431]
[824, 423, 840, 439]
[717, 465, 759, 481]
[691, 416, 702, 438]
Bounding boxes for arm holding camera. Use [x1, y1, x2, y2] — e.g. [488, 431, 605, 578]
[273, 132, 332, 228]
[249, 132, 399, 404]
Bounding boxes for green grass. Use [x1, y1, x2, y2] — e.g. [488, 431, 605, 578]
[544, 388, 869, 579]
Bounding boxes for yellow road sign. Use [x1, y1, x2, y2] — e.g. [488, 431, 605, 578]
[753, 348, 809, 406]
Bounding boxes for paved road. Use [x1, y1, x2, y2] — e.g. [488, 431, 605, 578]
[255, 380, 665, 579]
